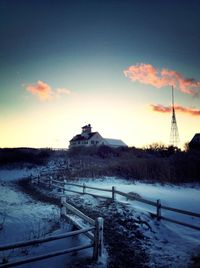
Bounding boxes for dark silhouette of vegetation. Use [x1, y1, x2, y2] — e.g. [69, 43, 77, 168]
[1, 144, 200, 183]
[189, 142, 200, 151]
[0, 148, 54, 166]
[67, 144, 200, 183]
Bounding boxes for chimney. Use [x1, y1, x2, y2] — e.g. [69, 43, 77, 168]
[81, 124, 92, 137]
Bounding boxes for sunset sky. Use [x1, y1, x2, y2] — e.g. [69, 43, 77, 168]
[1, 0, 200, 149]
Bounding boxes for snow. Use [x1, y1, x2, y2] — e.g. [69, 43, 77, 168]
[73, 177, 200, 212]
[0, 169, 106, 267]
[0, 169, 36, 182]
[0, 169, 199, 267]
[64, 177, 200, 267]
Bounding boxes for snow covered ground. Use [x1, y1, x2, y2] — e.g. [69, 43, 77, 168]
[64, 177, 200, 267]
[0, 169, 106, 268]
[71, 177, 200, 223]
[0, 169, 199, 267]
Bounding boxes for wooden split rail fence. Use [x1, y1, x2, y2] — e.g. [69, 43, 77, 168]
[33, 175, 200, 231]
[0, 195, 103, 268]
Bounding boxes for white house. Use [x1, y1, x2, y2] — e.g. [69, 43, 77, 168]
[69, 124, 127, 148]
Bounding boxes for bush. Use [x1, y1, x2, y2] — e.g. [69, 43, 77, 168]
[0, 148, 54, 166]
[1, 145, 200, 183]
[171, 150, 200, 182]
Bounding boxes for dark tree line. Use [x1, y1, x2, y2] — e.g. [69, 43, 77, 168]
[1, 145, 200, 183]
[67, 144, 200, 183]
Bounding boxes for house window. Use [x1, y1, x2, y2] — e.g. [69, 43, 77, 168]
[96, 141, 99, 144]
[78, 141, 80, 144]
[91, 141, 94, 144]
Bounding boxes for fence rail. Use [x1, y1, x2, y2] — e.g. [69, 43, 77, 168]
[83, 185, 112, 192]
[115, 190, 157, 206]
[51, 179, 65, 185]
[160, 205, 200, 218]
[0, 227, 94, 252]
[61, 198, 95, 225]
[60, 196, 103, 260]
[65, 214, 94, 241]
[32, 175, 200, 231]
[160, 216, 200, 231]
[0, 190, 104, 267]
[0, 243, 93, 268]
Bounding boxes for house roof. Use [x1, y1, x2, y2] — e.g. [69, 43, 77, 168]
[104, 138, 127, 147]
[82, 124, 90, 128]
[190, 133, 200, 144]
[70, 132, 98, 142]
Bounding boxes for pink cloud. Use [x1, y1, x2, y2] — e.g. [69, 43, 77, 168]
[26, 81, 71, 100]
[150, 104, 200, 116]
[26, 80, 53, 100]
[124, 63, 200, 95]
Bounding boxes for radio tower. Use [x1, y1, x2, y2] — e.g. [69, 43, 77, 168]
[170, 86, 180, 147]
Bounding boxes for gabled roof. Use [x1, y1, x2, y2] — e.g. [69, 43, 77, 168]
[190, 133, 200, 144]
[104, 138, 127, 147]
[70, 132, 98, 142]
[82, 124, 90, 128]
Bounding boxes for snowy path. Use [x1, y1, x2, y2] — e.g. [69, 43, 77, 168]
[0, 170, 96, 268]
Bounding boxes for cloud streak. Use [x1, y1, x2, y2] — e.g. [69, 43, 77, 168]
[150, 104, 200, 116]
[124, 63, 200, 95]
[26, 80, 71, 100]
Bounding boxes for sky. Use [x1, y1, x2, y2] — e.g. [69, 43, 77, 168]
[0, 0, 200, 149]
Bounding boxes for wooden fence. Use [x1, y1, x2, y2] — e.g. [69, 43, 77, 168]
[60, 196, 103, 260]
[33, 176, 200, 231]
[0, 196, 103, 267]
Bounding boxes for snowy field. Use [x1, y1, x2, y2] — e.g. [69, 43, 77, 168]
[0, 168, 200, 267]
[65, 177, 200, 267]
[72, 177, 200, 225]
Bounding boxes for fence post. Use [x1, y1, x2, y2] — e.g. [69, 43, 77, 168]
[93, 217, 104, 261]
[112, 186, 116, 201]
[60, 196, 67, 217]
[156, 199, 161, 220]
[83, 183, 86, 194]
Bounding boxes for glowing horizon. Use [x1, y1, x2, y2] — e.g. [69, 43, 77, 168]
[1, 84, 199, 149]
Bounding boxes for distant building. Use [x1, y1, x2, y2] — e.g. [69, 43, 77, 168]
[69, 124, 127, 148]
[188, 133, 200, 150]
[103, 138, 127, 148]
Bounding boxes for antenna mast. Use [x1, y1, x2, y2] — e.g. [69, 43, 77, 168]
[170, 86, 180, 147]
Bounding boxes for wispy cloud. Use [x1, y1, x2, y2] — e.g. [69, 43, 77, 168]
[124, 63, 200, 96]
[150, 104, 200, 116]
[26, 80, 71, 100]
[56, 88, 71, 95]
